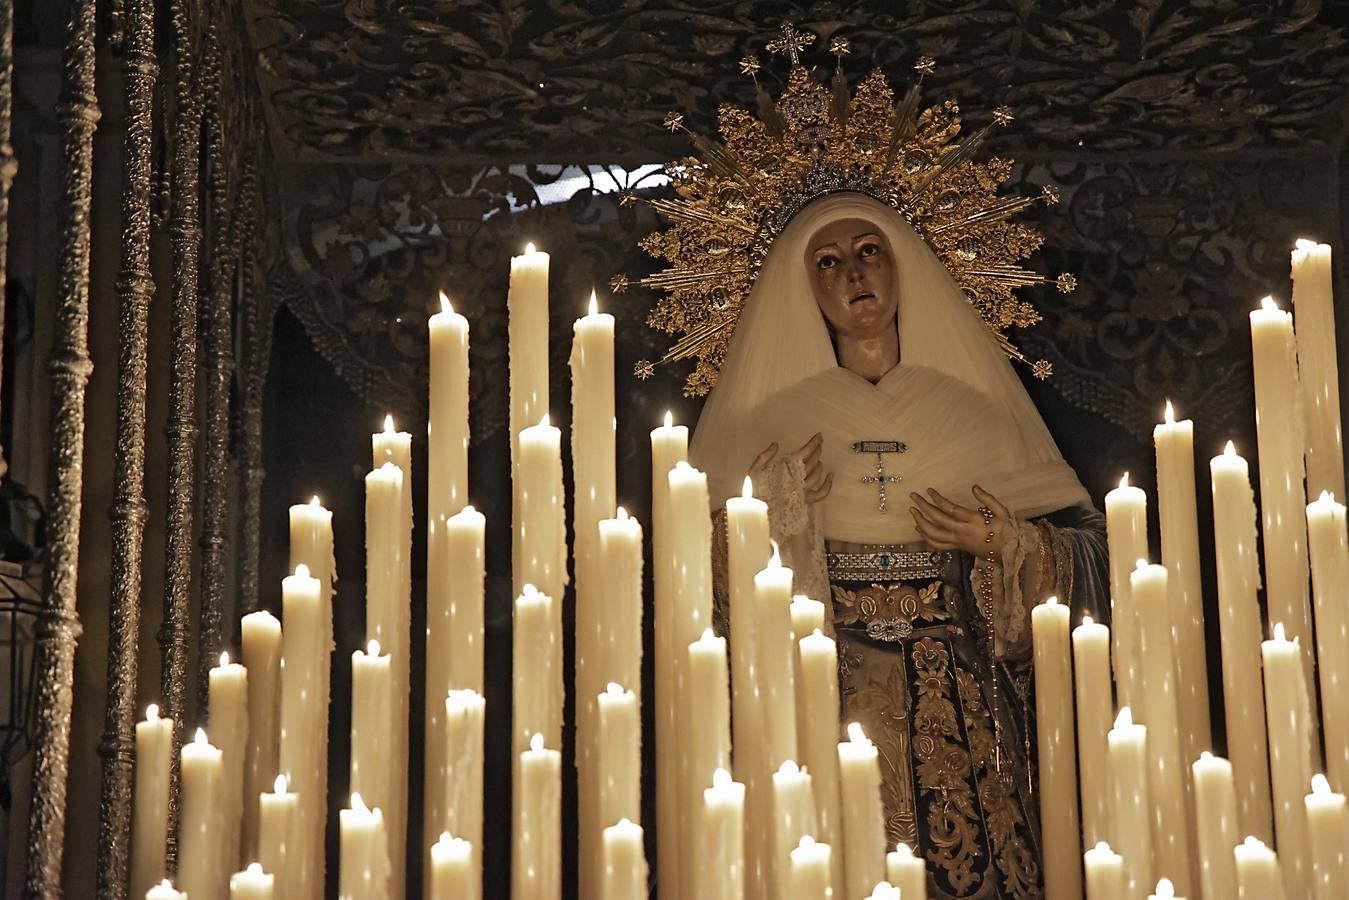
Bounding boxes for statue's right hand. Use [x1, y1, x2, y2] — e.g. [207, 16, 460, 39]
[748, 433, 833, 504]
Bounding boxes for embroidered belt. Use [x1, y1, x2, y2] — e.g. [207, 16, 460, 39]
[826, 548, 951, 582]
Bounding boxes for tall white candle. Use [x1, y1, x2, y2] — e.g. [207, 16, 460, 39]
[1306, 491, 1349, 788]
[131, 703, 172, 900]
[1209, 442, 1274, 841]
[597, 508, 643, 701]
[1083, 842, 1125, 900]
[339, 793, 388, 900]
[597, 683, 640, 828]
[1104, 473, 1148, 711]
[180, 728, 225, 900]
[208, 652, 249, 874]
[515, 733, 561, 900]
[838, 722, 885, 900]
[512, 585, 560, 755]
[789, 594, 826, 642]
[444, 688, 485, 889]
[350, 641, 393, 816]
[229, 863, 274, 900]
[684, 627, 732, 894]
[508, 243, 550, 461]
[1130, 562, 1194, 895]
[1292, 239, 1343, 500]
[651, 412, 688, 900]
[516, 414, 567, 630]
[753, 544, 799, 774]
[702, 769, 745, 900]
[1191, 752, 1239, 900]
[240, 610, 281, 862]
[428, 290, 469, 517]
[1305, 774, 1346, 900]
[1154, 401, 1212, 759]
[885, 842, 925, 900]
[1233, 836, 1284, 900]
[1073, 613, 1113, 848]
[1250, 296, 1313, 653]
[600, 819, 646, 900]
[787, 836, 832, 900]
[772, 760, 818, 895]
[798, 628, 843, 894]
[1108, 707, 1153, 897]
[258, 774, 297, 898]
[430, 833, 475, 900]
[1031, 595, 1082, 899]
[1262, 623, 1314, 898]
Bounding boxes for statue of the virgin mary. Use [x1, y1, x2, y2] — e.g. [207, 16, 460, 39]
[627, 48, 1110, 899]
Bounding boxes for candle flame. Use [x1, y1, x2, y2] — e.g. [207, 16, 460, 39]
[439, 290, 452, 315]
[742, 475, 754, 499]
[1224, 440, 1236, 457]
[1044, 594, 1059, 606]
[1312, 773, 1332, 795]
[158, 881, 173, 890]
[1273, 621, 1287, 641]
[797, 835, 816, 850]
[1119, 472, 1129, 489]
[847, 721, 867, 743]
[1154, 878, 1175, 899]
[1114, 706, 1133, 729]
[246, 863, 264, 876]
[606, 682, 624, 695]
[1260, 295, 1279, 312]
[700, 626, 717, 643]
[812, 627, 825, 638]
[1135, 558, 1149, 571]
[219, 651, 230, 668]
[588, 290, 598, 317]
[274, 774, 288, 795]
[616, 506, 628, 521]
[146, 703, 160, 722]
[194, 727, 209, 745]
[1242, 835, 1267, 850]
[713, 768, 733, 788]
[1092, 841, 1112, 853]
[294, 563, 311, 579]
[1200, 750, 1213, 760]
[768, 540, 782, 568]
[351, 792, 369, 813]
[366, 639, 381, 656]
[530, 732, 545, 753]
[525, 242, 536, 254]
[383, 414, 395, 433]
[894, 842, 915, 857]
[1082, 614, 1094, 626]
[1319, 489, 1336, 504]
[521, 584, 540, 600]
[1163, 399, 1175, 424]
[539, 413, 550, 429]
[663, 410, 673, 428]
[1296, 238, 1318, 252]
[778, 759, 800, 775]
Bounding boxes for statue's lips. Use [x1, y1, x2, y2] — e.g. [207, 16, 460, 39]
[850, 291, 876, 304]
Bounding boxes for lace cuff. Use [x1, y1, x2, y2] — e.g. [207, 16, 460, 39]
[973, 516, 1077, 657]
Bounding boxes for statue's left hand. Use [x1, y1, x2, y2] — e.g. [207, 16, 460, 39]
[908, 485, 1015, 555]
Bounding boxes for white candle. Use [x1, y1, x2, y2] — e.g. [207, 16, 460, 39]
[885, 842, 926, 900]
[787, 836, 832, 900]
[1031, 595, 1082, 899]
[866, 883, 901, 900]
[1084, 842, 1125, 900]
[1108, 707, 1153, 897]
[180, 728, 225, 900]
[1233, 836, 1284, 900]
[1154, 401, 1212, 759]
[513, 584, 560, 755]
[597, 683, 640, 828]
[1262, 623, 1314, 898]
[1250, 296, 1313, 652]
[753, 543, 799, 774]
[430, 833, 476, 900]
[798, 629, 843, 894]
[600, 818, 646, 900]
[1148, 877, 1181, 900]
[428, 290, 469, 517]
[1209, 442, 1274, 841]
[789, 594, 825, 642]
[838, 722, 885, 900]
[350, 640, 393, 814]
[1073, 613, 1113, 848]
[258, 774, 297, 898]
[508, 243, 550, 459]
[339, 793, 388, 900]
[515, 733, 561, 900]
[1130, 563, 1193, 895]
[131, 703, 173, 900]
[445, 688, 485, 888]
[1292, 240, 1343, 500]
[229, 863, 274, 900]
[685, 627, 732, 891]
[1104, 473, 1148, 711]
[145, 880, 186, 900]
[1307, 491, 1349, 788]
[240, 610, 281, 862]
[516, 415, 567, 634]
[702, 769, 745, 900]
[651, 412, 688, 900]
[725, 474, 771, 899]
[209, 651, 249, 874]
[597, 508, 643, 702]
[1191, 752, 1239, 900]
[1305, 774, 1346, 900]
[425, 503, 485, 871]
[772, 760, 818, 895]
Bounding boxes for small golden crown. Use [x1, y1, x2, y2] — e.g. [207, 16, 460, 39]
[617, 24, 1073, 396]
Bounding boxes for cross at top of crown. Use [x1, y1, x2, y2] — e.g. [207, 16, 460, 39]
[765, 22, 815, 66]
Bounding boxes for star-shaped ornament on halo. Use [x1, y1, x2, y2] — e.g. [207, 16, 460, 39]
[1056, 273, 1078, 294]
[830, 36, 852, 57]
[992, 106, 1014, 127]
[914, 55, 936, 76]
[609, 273, 630, 294]
[634, 359, 655, 380]
[663, 111, 685, 133]
[739, 54, 761, 77]
[1032, 360, 1053, 380]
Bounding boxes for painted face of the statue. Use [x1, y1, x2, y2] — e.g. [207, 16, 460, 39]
[803, 216, 898, 340]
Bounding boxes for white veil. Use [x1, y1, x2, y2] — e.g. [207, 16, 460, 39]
[690, 192, 1088, 541]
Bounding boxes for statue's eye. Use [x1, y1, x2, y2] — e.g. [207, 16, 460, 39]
[859, 242, 880, 257]
[816, 254, 839, 270]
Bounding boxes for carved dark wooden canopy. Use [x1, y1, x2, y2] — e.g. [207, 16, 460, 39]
[243, 0, 1349, 164]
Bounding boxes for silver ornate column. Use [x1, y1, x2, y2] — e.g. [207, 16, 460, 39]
[96, 0, 158, 892]
[24, 0, 99, 892]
